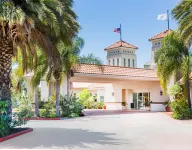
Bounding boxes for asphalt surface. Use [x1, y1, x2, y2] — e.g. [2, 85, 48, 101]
[1, 112, 192, 150]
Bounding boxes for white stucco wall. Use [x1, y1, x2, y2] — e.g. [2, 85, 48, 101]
[97, 89, 105, 102]
[104, 80, 169, 110]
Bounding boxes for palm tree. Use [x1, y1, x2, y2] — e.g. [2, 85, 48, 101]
[172, 0, 192, 44]
[0, 0, 79, 115]
[171, 1, 192, 108]
[155, 31, 191, 108]
[59, 37, 103, 102]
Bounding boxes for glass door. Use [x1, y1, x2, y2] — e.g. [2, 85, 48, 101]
[133, 92, 150, 109]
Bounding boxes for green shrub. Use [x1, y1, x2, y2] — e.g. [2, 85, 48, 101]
[171, 98, 192, 120]
[39, 96, 56, 118]
[0, 113, 28, 137]
[39, 109, 46, 118]
[68, 113, 79, 118]
[0, 101, 8, 114]
[0, 100, 27, 137]
[60, 94, 83, 118]
[15, 92, 33, 118]
[49, 109, 56, 118]
[168, 84, 183, 98]
[0, 115, 11, 137]
[78, 89, 105, 109]
[95, 102, 104, 109]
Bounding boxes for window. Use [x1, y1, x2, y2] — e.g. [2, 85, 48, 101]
[108, 60, 110, 65]
[128, 59, 130, 67]
[113, 59, 115, 66]
[100, 96, 104, 102]
[158, 42, 160, 45]
[124, 58, 126, 66]
[117, 58, 119, 66]
[133, 59, 135, 67]
[155, 43, 158, 46]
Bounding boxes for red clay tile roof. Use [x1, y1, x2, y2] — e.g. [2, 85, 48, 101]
[74, 64, 157, 78]
[104, 40, 138, 50]
[149, 29, 172, 41]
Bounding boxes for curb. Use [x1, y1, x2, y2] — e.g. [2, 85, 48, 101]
[0, 128, 33, 143]
[25, 118, 60, 120]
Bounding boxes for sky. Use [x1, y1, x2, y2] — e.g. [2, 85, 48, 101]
[73, 0, 180, 68]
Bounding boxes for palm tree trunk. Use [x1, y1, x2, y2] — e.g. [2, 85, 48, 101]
[56, 79, 60, 117]
[0, 36, 13, 116]
[66, 71, 70, 102]
[35, 87, 39, 117]
[186, 79, 191, 109]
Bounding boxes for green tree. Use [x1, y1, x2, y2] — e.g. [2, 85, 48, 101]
[0, 0, 79, 115]
[172, 0, 192, 44]
[59, 37, 103, 102]
[155, 31, 191, 108]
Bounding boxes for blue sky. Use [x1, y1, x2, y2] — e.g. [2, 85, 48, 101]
[74, 0, 180, 67]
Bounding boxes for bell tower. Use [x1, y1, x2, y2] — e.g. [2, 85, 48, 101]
[146, 29, 172, 69]
[104, 40, 138, 68]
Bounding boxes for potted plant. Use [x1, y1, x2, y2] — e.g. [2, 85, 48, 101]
[121, 102, 127, 110]
[165, 100, 171, 112]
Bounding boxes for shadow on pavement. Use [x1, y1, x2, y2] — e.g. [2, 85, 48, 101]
[0, 128, 128, 149]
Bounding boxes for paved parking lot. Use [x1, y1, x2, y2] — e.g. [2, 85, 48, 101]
[1, 112, 192, 150]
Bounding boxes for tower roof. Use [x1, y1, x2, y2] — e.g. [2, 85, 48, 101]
[149, 29, 172, 41]
[104, 40, 138, 50]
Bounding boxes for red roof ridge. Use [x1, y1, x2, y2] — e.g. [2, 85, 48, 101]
[77, 63, 154, 71]
[149, 29, 173, 41]
[104, 40, 138, 50]
[74, 63, 157, 78]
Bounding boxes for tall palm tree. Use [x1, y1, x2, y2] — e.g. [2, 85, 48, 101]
[172, 0, 192, 44]
[155, 31, 191, 108]
[59, 37, 103, 102]
[0, 0, 79, 115]
[171, 0, 192, 108]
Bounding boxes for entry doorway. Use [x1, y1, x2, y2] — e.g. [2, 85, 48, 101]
[133, 92, 150, 109]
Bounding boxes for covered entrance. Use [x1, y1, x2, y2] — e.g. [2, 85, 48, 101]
[133, 93, 150, 110]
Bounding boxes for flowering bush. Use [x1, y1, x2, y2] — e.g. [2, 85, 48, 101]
[171, 98, 192, 120]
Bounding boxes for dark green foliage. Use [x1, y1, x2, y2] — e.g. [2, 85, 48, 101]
[171, 99, 192, 120]
[0, 100, 27, 137]
[60, 95, 83, 118]
[0, 101, 8, 114]
[0, 115, 11, 137]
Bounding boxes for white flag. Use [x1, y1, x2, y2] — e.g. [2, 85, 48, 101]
[157, 14, 168, 20]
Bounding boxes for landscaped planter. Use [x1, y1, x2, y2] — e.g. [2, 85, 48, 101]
[0, 128, 33, 142]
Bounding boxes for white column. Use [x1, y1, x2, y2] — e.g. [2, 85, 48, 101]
[25, 78, 35, 102]
[40, 81, 49, 101]
[60, 74, 68, 97]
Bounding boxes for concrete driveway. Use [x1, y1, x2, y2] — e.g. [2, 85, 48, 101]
[1, 112, 192, 150]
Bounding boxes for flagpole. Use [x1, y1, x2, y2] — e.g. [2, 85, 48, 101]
[120, 24, 122, 41]
[167, 10, 170, 30]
